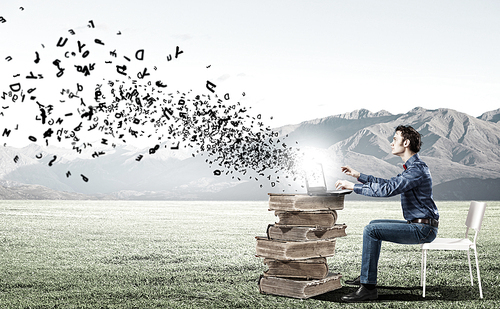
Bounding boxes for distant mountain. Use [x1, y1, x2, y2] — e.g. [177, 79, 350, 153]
[0, 144, 240, 199]
[432, 178, 500, 201]
[2, 107, 500, 200]
[0, 180, 101, 200]
[478, 108, 500, 123]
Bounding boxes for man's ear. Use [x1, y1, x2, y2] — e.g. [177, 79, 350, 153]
[403, 139, 410, 148]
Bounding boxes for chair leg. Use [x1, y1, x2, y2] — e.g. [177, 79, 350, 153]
[467, 249, 473, 286]
[422, 249, 427, 298]
[421, 249, 424, 286]
[474, 248, 483, 299]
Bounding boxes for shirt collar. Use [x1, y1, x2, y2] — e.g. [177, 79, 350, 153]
[403, 153, 420, 170]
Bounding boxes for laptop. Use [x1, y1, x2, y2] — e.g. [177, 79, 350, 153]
[305, 163, 352, 196]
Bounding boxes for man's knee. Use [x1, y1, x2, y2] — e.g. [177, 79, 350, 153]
[363, 224, 375, 237]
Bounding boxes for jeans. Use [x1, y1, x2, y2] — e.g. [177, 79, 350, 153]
[360, 219, 438, 285]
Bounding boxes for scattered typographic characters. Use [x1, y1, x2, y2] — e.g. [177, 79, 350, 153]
[1, 19, 301, 189]
[0, 5, 26, 29]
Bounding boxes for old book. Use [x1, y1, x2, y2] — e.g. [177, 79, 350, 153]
[267, 224, 347, 241]
[274, 210, 337, 227]
[255, 237, 336, 260]
[268, 193, 344, 211]
[259, 272, 342, 299]
[263, 257, 328, 279]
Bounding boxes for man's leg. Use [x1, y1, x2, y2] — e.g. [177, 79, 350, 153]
[342, 219, 437, 302]
[361, 219, 409, 284]
[345, 219, 408, 286]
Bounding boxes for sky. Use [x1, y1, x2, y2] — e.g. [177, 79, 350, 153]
[1, 0, 499, 146]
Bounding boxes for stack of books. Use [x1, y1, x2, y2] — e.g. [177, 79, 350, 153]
[256, 193, 348, 299]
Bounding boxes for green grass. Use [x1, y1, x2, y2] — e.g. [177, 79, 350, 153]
[0, 200, 499, 308]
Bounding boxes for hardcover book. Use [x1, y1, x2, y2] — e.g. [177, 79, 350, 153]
[262, 257, 329, 279]
[255, 237, 336, 260]
[267, 224, 347, 241]
[258, 273, 342, 299]
[268, 193, 345, 211]
[274, 210, 338, 227]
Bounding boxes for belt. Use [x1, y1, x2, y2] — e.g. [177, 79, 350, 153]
[408, 218, 439, 228]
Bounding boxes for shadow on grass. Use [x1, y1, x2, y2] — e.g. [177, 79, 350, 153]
[313, 285, 490, 303]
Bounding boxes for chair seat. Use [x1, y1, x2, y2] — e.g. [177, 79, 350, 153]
[421, 238, 473, 250]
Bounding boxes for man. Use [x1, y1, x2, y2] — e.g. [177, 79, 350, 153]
[335, 125, 439, 302]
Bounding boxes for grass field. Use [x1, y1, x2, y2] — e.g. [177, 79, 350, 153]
[0, 199, 499, 308]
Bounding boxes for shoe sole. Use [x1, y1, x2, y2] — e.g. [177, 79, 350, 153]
[341, 296, 378, 302]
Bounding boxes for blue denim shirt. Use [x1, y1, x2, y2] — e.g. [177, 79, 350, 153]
[353, 153, 439, 221]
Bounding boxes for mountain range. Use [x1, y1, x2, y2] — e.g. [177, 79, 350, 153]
[1, 107, 500, 201]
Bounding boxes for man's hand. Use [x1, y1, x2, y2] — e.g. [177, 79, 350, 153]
[341, 166, 360, 179]
[335, 180, 354, 190]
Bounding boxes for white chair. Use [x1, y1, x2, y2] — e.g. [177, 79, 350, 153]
[421, 201, 487, 298]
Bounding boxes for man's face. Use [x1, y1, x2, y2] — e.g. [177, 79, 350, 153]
[391, 131, 406, 156]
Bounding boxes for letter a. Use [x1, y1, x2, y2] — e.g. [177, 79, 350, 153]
[206, 80, 216, 93]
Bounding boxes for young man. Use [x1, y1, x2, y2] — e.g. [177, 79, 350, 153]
[335, 125, 439, 302]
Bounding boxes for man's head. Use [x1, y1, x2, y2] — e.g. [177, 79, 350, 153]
[391, 125, 422, 158]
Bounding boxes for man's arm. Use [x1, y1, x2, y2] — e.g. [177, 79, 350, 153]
[336, 165, 424, 196]
[355, 166, 424, 197]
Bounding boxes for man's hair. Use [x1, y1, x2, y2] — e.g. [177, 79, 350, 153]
[395, 125, 422, 153]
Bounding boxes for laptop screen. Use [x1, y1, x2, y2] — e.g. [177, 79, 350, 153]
[305, 163, 353, 196]
[305, 163, 327, 194]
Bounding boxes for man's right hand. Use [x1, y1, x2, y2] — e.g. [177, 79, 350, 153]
[341, 166, 360, 179]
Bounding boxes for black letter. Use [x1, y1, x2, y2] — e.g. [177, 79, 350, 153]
[2, 128, 11, 137]
[206, 80, 216, 93]
[175, 46, 183, 58]
[9, 83, 21, 92]
[56, 37, 68, 47]
[116, 65, 127, 76]
[48, 155, 57, 166]
[135, 49, 144, 60]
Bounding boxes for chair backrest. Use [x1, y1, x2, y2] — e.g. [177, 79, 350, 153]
[465, 201, 487, 241]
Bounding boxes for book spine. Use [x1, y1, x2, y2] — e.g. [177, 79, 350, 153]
[267, 224, 347, 241]
[255, 238, 336, 260]
[274, 210, 337, 227]
[258, 273, 343, 299]
[263, 258, 329, 280]
[268, 194, 345, 211]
